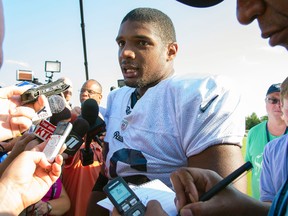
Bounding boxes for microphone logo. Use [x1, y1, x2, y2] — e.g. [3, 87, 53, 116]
[66, 135, 80, 149]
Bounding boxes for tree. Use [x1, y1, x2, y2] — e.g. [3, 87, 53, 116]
[246, 112, 261, 130]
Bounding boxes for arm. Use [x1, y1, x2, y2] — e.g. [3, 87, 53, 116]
[260, 145, 274, 203]
[170, 167, 270, 216]
[87, 190, 109, 216]
[86, 172, 109, 216]
[0, 133, 42, 178]
[188, 144, 247, 193]
[0, 151, 63, 215]
[34, 183, 71, 215]
[47, 183, 71, 215]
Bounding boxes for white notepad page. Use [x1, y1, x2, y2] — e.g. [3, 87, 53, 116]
[97, 179, 177, 215]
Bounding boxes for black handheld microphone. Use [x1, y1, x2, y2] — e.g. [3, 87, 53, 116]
[80, 99, 106, 166]
[64, 118, 90, 156]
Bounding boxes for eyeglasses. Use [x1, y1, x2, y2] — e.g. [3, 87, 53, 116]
[265, 97, 280, 105]
[80, 88, 101, 95]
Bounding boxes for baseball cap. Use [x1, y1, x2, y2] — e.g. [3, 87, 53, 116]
[266, 83, 281, 96]
[176, 0, 224, 8]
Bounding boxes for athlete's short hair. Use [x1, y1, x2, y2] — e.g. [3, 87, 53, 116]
[121, 7, 176, 43]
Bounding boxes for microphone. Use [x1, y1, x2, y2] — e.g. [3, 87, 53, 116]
[48, 94, 66, 114]
[33, 107, 72, 141]
[49, 107, 72, 126]
[32, 94, 67, 124]
[80, 99, 106, 166]
[81, 99, 106, 145]
[81, 98, 99, 125]
[64, 117, 90, 156]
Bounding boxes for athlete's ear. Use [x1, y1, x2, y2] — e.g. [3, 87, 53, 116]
[167, 42, 178, 61]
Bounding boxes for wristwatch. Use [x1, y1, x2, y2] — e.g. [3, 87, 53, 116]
[47, 202, 52, 214]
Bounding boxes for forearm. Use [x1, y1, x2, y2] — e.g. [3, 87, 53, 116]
[87, 191, 109, 216]
[0, 150, 22, 178]
[48, 197, 71, 216]
[0, 180, 24, 215]
[235, 189, 270, 216]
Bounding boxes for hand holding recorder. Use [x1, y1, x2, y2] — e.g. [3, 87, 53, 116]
[43, 121, 72, 163]
[0, 85, 46, 142]
[104, 176, 146, 216]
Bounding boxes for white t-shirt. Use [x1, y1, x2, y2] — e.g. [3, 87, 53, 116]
[104, 73, 245, 187]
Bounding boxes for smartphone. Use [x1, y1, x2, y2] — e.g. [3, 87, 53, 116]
[43, 121, 72, 163]
[103, 176, 146, 216]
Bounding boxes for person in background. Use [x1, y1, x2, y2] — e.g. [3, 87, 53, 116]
[71, 79, 106, 118]
[245, 83, 288, 199]
[87, 7, 246, 216]
[62, 79, 105, 216]
[260, 77, 288, 202]
[58, 77, 73, 110]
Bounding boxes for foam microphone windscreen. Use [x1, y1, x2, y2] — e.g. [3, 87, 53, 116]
[48, 94, 66, 114]
[49, 107, 71, 126]
[72, 117, 90, 137]
[81, 99, 99, 126]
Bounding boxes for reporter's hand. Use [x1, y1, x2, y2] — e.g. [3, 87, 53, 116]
[0, 85, 46, 142]
[170, 167, 222, 212]
[111, 200, 168, 216]
[0, 151, 63, 214]
[170, 167, 262, 216]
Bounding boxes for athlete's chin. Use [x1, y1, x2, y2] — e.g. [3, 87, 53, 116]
[124, 79, 138, 88]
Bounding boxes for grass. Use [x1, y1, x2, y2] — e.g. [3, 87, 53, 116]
[241, 137, 252, 196]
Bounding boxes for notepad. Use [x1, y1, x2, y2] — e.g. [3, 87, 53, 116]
[97, 179, 177, 215]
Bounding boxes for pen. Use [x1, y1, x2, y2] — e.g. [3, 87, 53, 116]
[199, 161, 253, 202]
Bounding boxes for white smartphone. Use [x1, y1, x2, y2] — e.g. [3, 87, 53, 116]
[43, 121, 72, 163]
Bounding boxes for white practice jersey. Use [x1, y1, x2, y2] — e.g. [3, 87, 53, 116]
[104, 73, 245, 187]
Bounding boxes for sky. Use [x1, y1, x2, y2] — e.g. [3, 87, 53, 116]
[1, 0, 288, 117]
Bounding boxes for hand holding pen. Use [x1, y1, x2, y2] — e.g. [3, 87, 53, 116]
[170, 162, 253, 216]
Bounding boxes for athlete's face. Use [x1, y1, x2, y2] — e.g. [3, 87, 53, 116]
[116, 20, 177, 91]
[237, 0, 288, 49]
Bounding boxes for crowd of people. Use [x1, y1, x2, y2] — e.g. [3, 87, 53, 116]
[0, 0, 287, 216]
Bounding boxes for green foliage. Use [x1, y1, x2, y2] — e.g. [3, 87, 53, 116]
[245, 112, 267, 130]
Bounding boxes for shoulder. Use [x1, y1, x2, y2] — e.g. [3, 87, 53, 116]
[161, 73, 239, 100]
[248, 121, 266, 134]
[265, 134, 288, 153]
[168, 73, 235, 89]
